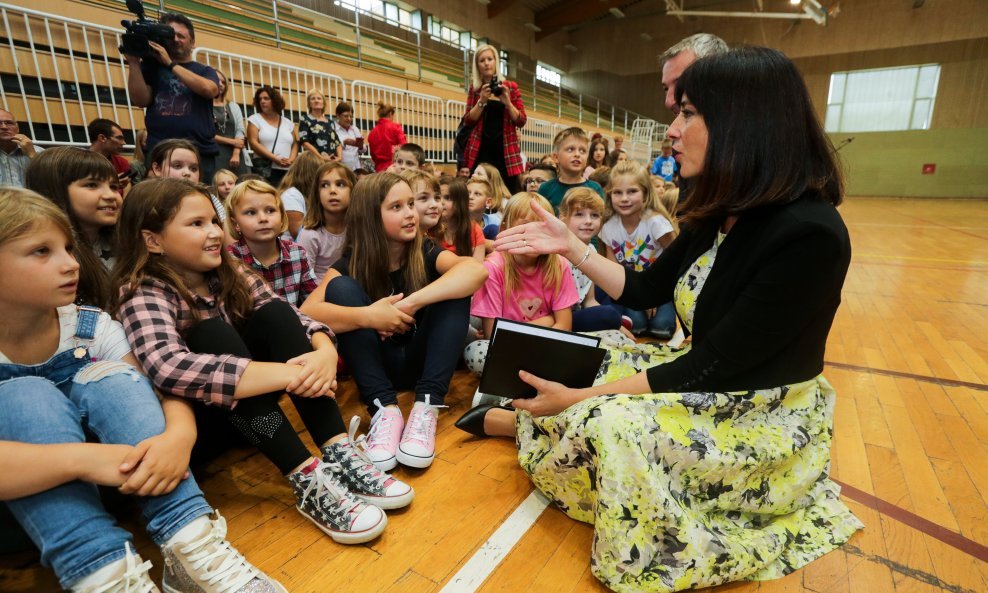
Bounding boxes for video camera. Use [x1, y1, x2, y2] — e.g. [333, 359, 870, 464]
[119, 0, 175, 59]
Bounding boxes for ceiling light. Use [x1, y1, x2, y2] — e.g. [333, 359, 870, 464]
[564, 43, 578, 51]
[640, 32, 653, 41]
[609, 7, 625, 18]
[789, 0, 801, 5]
[524, 22, 542, 31]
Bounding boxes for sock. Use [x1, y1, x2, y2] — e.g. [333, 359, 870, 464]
[70, 556, 128, 592]
[165, 514, 212, 547]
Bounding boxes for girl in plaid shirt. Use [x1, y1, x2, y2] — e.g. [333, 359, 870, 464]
[224, 178, 318, 307]
[0, 189, 287, 593]
[113, 178, 413, 546]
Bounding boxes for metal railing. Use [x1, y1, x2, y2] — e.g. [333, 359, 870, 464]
[0, 3, 141, 147]
[0, 2, 665, 163]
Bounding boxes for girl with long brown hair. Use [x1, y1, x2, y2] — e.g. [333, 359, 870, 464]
[113, 178, 412, 546]
[301, 172, 487, 472]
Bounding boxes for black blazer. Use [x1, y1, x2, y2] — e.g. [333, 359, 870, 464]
[618, 195, 851, 393]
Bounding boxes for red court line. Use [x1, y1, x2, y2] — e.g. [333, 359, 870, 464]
[833, 479, 988, 563]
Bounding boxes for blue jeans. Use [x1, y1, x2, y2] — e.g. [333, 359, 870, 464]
[596, 286, 676, 336]
[0, 352, 211, 589]
[326, 275, 470, 411]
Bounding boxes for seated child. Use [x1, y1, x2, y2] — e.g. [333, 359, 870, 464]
[301, 173, 487, 471]
[463, 192, 579, 376]
[0, 188, 286, 593]
[225, 179, 319, 307]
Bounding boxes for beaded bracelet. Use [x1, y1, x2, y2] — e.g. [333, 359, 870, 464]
[573, 243, 592, 269]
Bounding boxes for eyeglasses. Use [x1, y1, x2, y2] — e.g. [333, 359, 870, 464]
[0, 120, 17, 127]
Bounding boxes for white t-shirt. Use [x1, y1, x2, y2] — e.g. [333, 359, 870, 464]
[599, 213, 675, 272]
[280, 187, 306, 241]
[248, 114, 295, 170]
[296, 226, 346, 280]
[334, 122, 363, 171]
[0, 305, 131, 364]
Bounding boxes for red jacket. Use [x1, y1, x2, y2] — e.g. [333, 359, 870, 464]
[367, 117, 407, 171]
[463, 80, 527, 177]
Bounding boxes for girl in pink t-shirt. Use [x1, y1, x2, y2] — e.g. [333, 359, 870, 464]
[464, 193, 579, 375]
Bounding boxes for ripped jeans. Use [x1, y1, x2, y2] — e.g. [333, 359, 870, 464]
[0, 350, 211, 590]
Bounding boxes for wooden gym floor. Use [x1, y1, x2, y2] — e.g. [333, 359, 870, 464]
[1, 196, 986, 593]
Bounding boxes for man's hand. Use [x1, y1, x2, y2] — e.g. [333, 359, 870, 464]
[11, 134, 35, 157]
[147, 41, 172, 66]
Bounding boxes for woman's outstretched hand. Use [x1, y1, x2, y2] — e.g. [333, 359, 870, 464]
[493, 200, 574, 257]
[510, 370, 586, 417]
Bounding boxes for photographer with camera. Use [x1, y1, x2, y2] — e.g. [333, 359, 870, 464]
[124, 9, 220, 183]
[462, 44, 527, 191]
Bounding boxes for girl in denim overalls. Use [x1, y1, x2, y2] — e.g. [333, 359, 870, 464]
[0, 189, 285, 593]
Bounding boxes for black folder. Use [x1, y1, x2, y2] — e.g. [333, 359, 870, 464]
[478, 318, 607, 399]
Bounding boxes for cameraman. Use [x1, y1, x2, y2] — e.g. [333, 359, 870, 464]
[125, 12, 219, 182]
[462, 44, 526, 191]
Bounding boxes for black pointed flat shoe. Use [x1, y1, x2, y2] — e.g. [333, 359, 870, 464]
[455, 404, 495, 437]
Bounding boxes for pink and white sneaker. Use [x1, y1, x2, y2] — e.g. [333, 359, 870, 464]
[365, 399, 403, 471]
[397, 396, 442, 468]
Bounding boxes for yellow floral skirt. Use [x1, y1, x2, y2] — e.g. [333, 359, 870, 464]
[516, 339, 863, 593]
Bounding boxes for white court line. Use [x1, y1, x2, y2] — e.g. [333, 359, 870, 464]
[438, 490, 551, 593]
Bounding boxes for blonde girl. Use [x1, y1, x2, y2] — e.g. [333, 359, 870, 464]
[0, 188, 285, 593]
[210, 168, 237, 224]
[277, 151, 323, 239]
[401, 168, 444, 244]
[113, 178, 412, 545]
[439, 178, 485, 262]
[599, 161, 678, 338]
[225, 179, 318, 307]
[463, 192, 580, 374]
[297, 161, 355, 279]
[24, 147, 121, 309]
[301, 173, 487, 471]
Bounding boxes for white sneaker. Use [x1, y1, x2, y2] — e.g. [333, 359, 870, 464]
[160, 512, 287, 593]
[364, 398, 403, 471]
[396, 396, 443, 468]
[75, 543, 158, 593]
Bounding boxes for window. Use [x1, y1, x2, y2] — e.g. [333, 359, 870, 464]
[536, 63, 561, 88]
[825, 64, 940, 132]
[335, 0, 420, 31]
[426, 16, 476, 49]
[500, 49, 508, 77]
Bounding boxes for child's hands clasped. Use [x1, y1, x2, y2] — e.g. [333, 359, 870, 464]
[286, 347, 339, 398]
[117, 431, 193, 496]
[367, 293, 415, 338]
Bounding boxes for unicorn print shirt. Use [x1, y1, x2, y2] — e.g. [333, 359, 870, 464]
[471, 251, 579, 323]
[599, 214, 675, 271]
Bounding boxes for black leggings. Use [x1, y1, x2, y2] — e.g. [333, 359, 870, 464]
[185, 301, 345, 475]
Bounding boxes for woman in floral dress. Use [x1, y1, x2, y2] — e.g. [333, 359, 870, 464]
[298, 89, 342, 163]
[456, 47, 863, 593]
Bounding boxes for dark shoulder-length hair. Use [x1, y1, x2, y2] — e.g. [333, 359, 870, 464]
[254, 85, 285, 114]
[675, 46, 843, 224]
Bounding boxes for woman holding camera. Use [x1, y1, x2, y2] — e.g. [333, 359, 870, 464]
[462, 44, 527, 191]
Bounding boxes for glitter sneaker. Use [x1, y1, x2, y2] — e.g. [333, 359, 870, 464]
[161, 512, 287, 593]
[74, 543, 158, 593]
[364, 399, 403, 471]
[396, 396, 442, 468]
[289, 459, 386, 545]
[320, 417, 415, 510]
